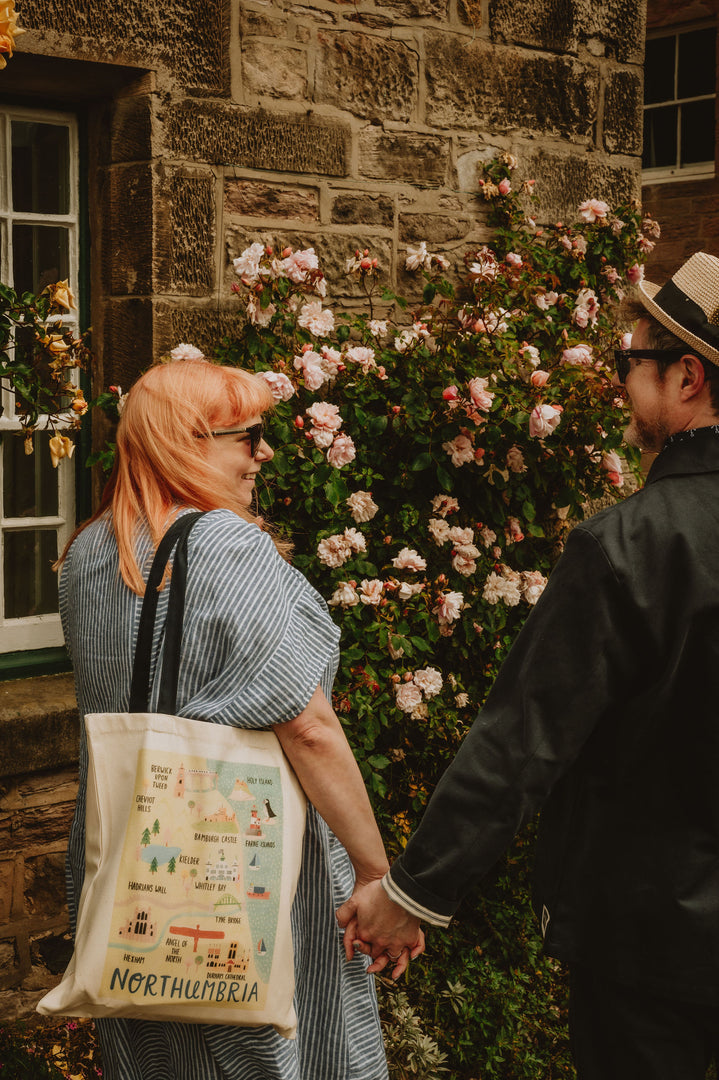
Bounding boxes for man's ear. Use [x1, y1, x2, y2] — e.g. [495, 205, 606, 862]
[678, 353, 707, 400]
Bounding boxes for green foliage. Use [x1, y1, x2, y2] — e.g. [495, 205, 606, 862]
[0, 1018, 102, 1078]
[213, 155, 658, 1076]
[0, 281, 90, 450]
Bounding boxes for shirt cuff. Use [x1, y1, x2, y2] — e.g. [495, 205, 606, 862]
[381, 869, 455, 928]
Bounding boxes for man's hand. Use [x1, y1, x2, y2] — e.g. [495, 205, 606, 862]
[336, 878, 425, 978]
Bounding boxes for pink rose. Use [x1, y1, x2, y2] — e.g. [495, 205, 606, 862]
[345, 345, 376, 373]
[258, 370, 295, 402]
[498, 178, 511, 195]
[505, 251, 522, 268]
[562, 344, 593, 366]
[395, 682, 423, 713]
[298, 300, 335, 337]
[578, 198, 610, 223]
[529, 403, 562, 438]
[530, 369, 550, 388]
[626, 263, 644, 284]
[505, 516, 524, 544]
[306, 401, 343, 431]
[443, 385, 459, 402]
[442, 434, 474, 467]
[346, 490, 379, 523]
[359, 578, 384, 606]
[327, 433, 356, 468]
[280, 247, 319, 282]
[392, 547, 427, 573]
[467, 377, 494, 412]
[433, 591, 463, 624]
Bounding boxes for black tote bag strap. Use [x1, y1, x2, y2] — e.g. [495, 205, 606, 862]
[128, 511, 206, 715]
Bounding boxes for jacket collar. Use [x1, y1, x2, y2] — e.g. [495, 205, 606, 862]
[647, 425, 719, 485]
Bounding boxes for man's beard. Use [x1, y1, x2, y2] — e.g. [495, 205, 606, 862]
[623, 412, 671, 453]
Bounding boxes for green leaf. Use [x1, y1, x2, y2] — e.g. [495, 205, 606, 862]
[423, 282, 437, 303]
[410, 452, 432, 471]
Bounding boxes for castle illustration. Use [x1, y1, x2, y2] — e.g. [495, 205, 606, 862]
[174, 763, 219, 798]
[117, 905, 157, 943]
[205, 849, 240, 883]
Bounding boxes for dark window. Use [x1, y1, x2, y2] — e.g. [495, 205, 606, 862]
[643, 26, 716, 175]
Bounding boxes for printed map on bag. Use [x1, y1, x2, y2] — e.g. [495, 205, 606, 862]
[100, 748, 283, 1012]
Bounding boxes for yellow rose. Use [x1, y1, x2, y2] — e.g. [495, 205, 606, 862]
[0, 1, 24, 70]
[49, 433, 75, 468]
[45, 334, 72, 356]
[44, 279, 76, 313]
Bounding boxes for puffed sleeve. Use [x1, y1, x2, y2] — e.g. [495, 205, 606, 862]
[164, 510, 340, 728]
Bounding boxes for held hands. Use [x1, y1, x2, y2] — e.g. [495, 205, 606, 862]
[336, 878, 425, 979]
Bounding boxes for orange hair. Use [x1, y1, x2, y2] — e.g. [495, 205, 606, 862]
[59, 359, 283, 594]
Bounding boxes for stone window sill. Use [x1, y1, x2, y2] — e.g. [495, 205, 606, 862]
[0, 674, 79, 779]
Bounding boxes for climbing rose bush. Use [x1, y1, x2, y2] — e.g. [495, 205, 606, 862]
[215, 154, 657, 1078]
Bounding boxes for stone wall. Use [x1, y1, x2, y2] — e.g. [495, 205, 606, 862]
[0, 0, 646, 1020]
[642, 0, 719, 282]
[6, 0, 646, 391]
[0, 675, 78, 1018]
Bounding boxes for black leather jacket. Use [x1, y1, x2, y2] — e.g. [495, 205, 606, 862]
[386, 426, 719, 1004]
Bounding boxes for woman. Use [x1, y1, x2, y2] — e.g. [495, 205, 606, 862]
[58, 358, 420, 1080]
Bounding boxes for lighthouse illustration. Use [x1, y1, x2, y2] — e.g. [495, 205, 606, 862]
[245, 806, 263, 837]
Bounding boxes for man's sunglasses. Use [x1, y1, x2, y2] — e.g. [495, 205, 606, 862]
[198, 422, 265, 456]
[613, 349, 689, 385]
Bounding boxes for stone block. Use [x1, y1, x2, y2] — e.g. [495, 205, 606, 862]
[603, 69, 642, 155]
[0, 674, 78, 779]
[330, 192, 394, 228]
[458, 0, 483, 27]
[225, 181, 320, 222]
[521, 149, 641, 224]
[490, 0, 579, 53]
[242, 41, 308, 100]
[154, 304, 248, 361]
[0, 803, 75, 851]
[19, 0, 231, 95]
[156, 168, 217, 295]
[315, 31, 419, 122]
[163, 101, 349, 177]
[399, 213, 473, 243]
[104, 164, 154, 296]
[425, 34, 599, 142]
[240, 3, 288, 36]
[110, 93, 154, 164]
[0, 860, 16, 922]
[577, 0, 646, 64]
[358, 128, 450, 185]
[33, 931, 73, 976]
[0, 939, 18, 985]
[225, 225, 393, 298]
[377, 0, 449, 16]
[24, 854, 67, 919]
[103, 298, 156, 388]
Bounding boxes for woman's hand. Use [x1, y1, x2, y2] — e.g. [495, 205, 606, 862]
[337, 878, 425, 978]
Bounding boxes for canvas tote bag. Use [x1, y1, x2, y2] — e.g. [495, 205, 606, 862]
[38, 513, 307, 1037]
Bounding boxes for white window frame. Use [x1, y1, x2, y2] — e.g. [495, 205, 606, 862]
[0, 105, 79, 652]
[642, 22, 717, 185]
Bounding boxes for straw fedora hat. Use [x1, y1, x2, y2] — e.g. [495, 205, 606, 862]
[639, 251, 719, 367]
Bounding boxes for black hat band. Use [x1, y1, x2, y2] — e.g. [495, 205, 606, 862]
[652, 279, 719, 351]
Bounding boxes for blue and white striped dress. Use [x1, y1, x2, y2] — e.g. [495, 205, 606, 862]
[60, 508, 388, 1080]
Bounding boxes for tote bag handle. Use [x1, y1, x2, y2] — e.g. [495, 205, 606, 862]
[128, 511, 206, 715]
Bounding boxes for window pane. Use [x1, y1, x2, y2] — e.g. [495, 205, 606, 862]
[4, 529, 58, 618]
[681, 98, 716, 164]
[643, 105, 678, 168]
[3, 432, 59, 517]
[12, 223, 69, 294]
[11, 122, 70, 215]
[678, 29, 716, 99]
[645, 36, 676, 104]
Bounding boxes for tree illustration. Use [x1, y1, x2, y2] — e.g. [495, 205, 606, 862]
[150, 857, 159, 874]
[140, 828, 151, 846]
[167, 856, 177, 874]
[152, 818, 160, 836]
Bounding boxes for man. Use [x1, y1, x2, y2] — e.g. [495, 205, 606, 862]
[338, 251, 719, 1078]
